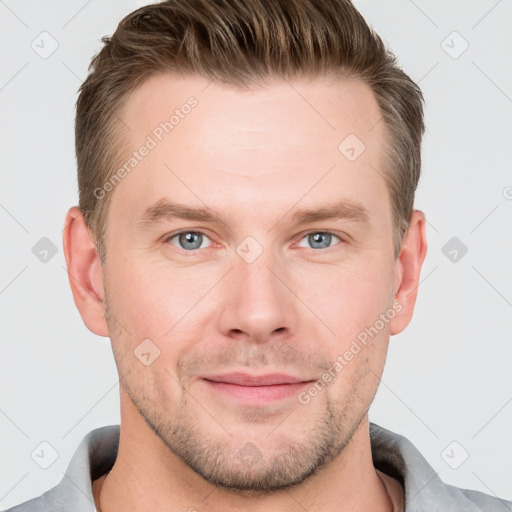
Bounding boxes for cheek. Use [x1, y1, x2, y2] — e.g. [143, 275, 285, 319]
[294, 257, 394, 342]
[104, 264, 197, 398]
[105, 259, 218, 354]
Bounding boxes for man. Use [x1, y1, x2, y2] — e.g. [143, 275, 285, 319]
[6, 0, 510, 511]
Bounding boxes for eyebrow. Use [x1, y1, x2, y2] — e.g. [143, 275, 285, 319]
[138, 199, 230, 227]
[138, 198, 369, 229]
[290, 201, 369, 225]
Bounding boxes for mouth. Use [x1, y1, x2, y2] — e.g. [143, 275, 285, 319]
[201, 372, 316, 403]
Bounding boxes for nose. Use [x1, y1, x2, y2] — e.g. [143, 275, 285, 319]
[216, 245, 298, 344]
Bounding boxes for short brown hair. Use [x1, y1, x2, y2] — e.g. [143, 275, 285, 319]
[75, 0, 424, 261]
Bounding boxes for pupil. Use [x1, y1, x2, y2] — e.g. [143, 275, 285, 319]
[181, 232, 200, 249]
[311, 232, 330, 248]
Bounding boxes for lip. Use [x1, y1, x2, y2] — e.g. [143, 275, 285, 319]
[201, 372, 316, 403]
[202, 372, 309, 386]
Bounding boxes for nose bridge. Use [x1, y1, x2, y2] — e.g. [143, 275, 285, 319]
[216, 237, 296, 342]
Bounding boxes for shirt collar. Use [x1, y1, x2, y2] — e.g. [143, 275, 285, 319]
[44, 423, 493, 511]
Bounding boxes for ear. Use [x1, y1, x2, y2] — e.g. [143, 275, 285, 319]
[389, 209, 427, 335]
[62, 206, 109, 337]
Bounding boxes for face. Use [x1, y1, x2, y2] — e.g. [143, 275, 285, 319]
[102, 74, 398, 492]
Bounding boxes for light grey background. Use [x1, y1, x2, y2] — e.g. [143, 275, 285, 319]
[1, 0, 511, 508]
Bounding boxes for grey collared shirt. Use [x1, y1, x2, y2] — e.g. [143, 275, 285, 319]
[5, 423, 510, 511]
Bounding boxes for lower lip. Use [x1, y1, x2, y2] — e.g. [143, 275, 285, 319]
[202, 379, 313, 403]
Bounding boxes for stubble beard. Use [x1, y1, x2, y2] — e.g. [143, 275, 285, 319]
[105, 294, 370, 495]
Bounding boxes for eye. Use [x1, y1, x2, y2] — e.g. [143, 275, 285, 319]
[166, 231, 212, 251]
[297, 231, 342, 250]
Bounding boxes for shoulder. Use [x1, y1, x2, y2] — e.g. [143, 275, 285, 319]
[2, 484, 65, 512]
[3, 425, 119, 512]
[369, 423, 512, 511]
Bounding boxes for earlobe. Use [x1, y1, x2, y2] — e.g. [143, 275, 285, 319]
[389, 210, 428, 335]
[62, 206, 110, 337]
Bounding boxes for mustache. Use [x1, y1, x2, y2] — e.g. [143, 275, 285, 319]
[175, 340, 333, 381]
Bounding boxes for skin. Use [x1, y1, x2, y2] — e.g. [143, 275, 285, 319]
[63, 74, 427, 511]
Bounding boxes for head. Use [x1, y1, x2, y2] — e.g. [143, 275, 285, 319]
[64, 0, 427, 495]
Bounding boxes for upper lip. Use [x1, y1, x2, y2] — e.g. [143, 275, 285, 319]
[202, 372, 312, 386]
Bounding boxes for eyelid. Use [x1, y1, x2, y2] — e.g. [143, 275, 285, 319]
[163, 229, 215, 250]
[294, 229, 346, 250]
[162, 228, 347, 252]
[295, 229, 345, 240]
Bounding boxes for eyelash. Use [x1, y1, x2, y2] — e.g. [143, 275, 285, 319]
[163, 229, 345, 254]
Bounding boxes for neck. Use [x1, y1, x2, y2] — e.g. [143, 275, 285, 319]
[94, 390, 394, 512]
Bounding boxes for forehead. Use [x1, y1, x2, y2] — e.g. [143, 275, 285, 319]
[111, 73, 389, 230]
[121, 73, 383, 158]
